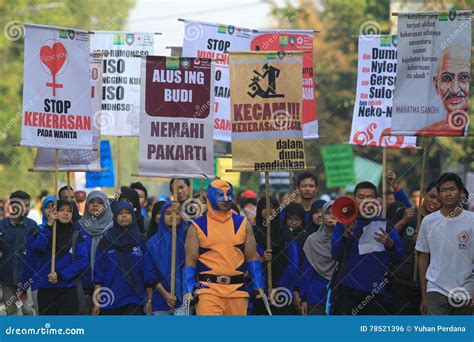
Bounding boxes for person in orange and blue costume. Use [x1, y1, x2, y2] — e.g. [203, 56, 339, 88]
[183, 179, 264, 315]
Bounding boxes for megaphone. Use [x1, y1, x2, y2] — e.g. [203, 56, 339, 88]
[332, 196, 358, 224]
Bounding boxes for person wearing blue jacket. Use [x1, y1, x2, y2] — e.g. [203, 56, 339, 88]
[33, 199, 89, 315]
[0, 190, 37, 315]
[76, 190, 113, 314]
[144, 201, 188, 315]
[330, 182, 403, 315]
[300, 201, 337, 315]
[252, 196, 299, 315]
[38, 196, 55, 229]
[20, 195, 56, 315]
[92, 201, 146, 315]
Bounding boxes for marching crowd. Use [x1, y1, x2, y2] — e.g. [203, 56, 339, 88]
[0, 171, 473, 316]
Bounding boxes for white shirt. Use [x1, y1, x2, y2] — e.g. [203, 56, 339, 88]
[415, 210, 474, 297]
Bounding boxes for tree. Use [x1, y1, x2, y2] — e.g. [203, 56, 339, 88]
[266, 0, 473, 193]
[0, 0, 135, 197]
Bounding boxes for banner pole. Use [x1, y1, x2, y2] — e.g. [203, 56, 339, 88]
[413, 137, 429, 281]
[117, 136, 122, 188]
[382, 148, 387, 218]
[265, 171, 273, 294]
[170, 179, 178, 305]
[289, 172, 293, 193]
[51, 149, 59, 274]
[199, 179, 204, 203]
[66, 171, 72, 201]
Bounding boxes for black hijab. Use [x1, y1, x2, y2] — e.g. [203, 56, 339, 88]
[285, 202, 310, 248]
[119, 186, 145, 234]
[49, 199, 75, 259]
[308, 199, 326, 232]
[101, 201, 141, 293]
[147, 201, 166, 239]
[255, 196, 289, 283]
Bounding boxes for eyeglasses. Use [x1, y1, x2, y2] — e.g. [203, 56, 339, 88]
[438, 72, 470, 89]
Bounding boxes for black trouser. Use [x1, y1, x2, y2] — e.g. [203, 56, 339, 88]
[390, 282, 421, 315]
[252, 298, 297, 315]
[38, 287, 79, 315]
[100, 304, 144, 315]
[334, 284, 387, 315]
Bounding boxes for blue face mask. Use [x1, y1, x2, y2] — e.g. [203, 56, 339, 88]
[206, 180, 235, 210]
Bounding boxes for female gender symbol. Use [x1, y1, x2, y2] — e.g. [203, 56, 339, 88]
[39, 41, 67, 96]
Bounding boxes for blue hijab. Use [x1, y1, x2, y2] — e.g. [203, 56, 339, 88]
[147, 201, 187, 300]
[103, 201, 141, 293]
[40, 196, 55, 228]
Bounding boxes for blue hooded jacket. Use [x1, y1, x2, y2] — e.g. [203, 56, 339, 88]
[331, 218, 403, 292]
[31, 200, 89, 289]
[20, 196, 55, 291]
[144, 201, 187, 311]
[93, 202, 146, 309]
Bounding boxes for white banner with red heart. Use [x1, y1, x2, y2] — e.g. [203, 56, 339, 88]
[33, 54, 103, 171]
[21, 24, 93, 150]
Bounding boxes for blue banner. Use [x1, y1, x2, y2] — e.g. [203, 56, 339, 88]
[0, 316, 471, 342]
[86, 140, 115, 188]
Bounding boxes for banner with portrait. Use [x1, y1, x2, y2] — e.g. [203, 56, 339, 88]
[392, 11, 472, 136]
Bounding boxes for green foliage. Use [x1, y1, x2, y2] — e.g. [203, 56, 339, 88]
[267, 0, 473, 193]
[0, 0, 135, 197]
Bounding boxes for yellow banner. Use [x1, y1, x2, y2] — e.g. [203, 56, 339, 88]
[230, 51, 306, 172]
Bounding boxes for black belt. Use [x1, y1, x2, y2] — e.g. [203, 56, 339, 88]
[198, 274, 244, 285]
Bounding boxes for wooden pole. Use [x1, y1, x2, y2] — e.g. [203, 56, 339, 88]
[382, 148, 387, 218]
[199, 178, 204, 203]
[66, 171, 72, 201]
[170, 179, 178, 300]
[289, 172, 293, 193]
[413, 137, 429, 281]
[117, 136, 122, 188]
[265, 171, 273, 294]
[51, 149, 59, 273]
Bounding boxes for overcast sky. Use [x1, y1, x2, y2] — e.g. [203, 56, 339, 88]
[126, 0, 276, 55]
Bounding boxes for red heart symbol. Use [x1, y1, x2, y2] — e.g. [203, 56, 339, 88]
[40, 42, 67, 76]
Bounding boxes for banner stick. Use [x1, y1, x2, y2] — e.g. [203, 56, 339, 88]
[199, 179, 204, 203]
[28, 168, 107, 173]
[117, 136, 122, 188]
[391, 12, 474, 17]
[225, 167, 316, 173]
[51, 149, 59, 274]
[413, 137, 429, 281]
[13, 144, 99, 151]
[289, 172, 293, 193]
[170, 179, 178, 304]
[382, 148, 387, 218]
[265, 171, 273, 294]
[66, 171, 72, 201]
[176, 18, 321, 33]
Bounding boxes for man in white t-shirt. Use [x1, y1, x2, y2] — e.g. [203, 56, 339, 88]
[416, 173, 474, 315]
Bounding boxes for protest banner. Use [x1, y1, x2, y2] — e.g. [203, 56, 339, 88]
[139, 56, 214, 178]
[230, 51, 306, 172]
[182, 19, 253, 142]
[350, 35, 417, 148]
[251, 30, 318, 139]
[33, 54, 103, 171]
[90, 31, 154, 136]
[21, 24, 93, 150]
[322, 144, 356, 188]
[392, 10, 472, 136]
[86, 140, 115, 188]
